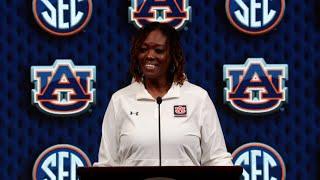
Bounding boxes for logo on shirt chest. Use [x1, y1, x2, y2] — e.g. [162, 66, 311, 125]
[174, 105, 187, 117]
[130, 111, 139, 116]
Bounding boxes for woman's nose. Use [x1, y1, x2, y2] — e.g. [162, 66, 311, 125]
[146, 50, 155, 59]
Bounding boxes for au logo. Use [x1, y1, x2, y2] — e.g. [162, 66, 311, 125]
[232, 143, 286, 180]
[128, 0, 191, 30]
[31, 60, 96, 116]
[223, 58, 288, 115]
[32, 144, 91, 180]
[226, 0, 285, 35]
[33, 0, 93, 36]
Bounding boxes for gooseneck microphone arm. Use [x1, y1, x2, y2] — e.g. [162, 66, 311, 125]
[156, 97, 162, 166]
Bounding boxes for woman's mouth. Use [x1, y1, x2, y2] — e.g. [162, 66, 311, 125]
[144, 62, 158, 70]
[145, 64, 156, 70]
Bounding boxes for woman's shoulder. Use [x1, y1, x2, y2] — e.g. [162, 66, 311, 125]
[180, 81, 209, 97]
[111, 82, 142, 100]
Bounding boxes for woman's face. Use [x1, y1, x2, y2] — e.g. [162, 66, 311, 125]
[138, 29, 170, 81]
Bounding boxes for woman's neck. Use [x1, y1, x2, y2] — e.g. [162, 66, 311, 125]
[144, 78, 171, 99]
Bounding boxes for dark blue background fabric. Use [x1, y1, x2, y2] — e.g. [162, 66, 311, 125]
[0, 0, 318, 179]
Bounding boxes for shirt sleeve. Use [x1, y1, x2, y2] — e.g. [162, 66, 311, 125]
[94, 96, 120, 166]
[200, 92, 233, 166]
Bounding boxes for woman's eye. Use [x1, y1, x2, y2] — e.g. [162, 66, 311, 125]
[140, 47, 147, 52]
[155, 48, 165, 54]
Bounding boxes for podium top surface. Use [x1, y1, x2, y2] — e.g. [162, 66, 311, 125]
[78, 166, 243, 180]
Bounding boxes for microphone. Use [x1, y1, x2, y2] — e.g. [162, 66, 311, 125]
[156, 97, 162, 166]
[156, 96, 162, 104]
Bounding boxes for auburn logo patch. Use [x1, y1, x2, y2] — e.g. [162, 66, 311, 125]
[174, 105, 187, 117]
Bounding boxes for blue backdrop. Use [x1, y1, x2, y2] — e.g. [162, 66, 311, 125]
[0, 0, 318, 179]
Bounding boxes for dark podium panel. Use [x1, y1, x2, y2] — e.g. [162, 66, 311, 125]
[78, 166, 243, 180]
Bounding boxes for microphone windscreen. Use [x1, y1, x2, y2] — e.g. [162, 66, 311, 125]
[156, 97, 162, 104]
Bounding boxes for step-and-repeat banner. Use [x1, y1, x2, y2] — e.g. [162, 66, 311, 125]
[0, 0, 318, 179]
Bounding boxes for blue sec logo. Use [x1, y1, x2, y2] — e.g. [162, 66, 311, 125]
[32, 144, 91, 180]
[31, 59, 96, 116]
[226, 0, 285, 35]
[33, 0, 93, 36]
[128, 0, 191, 30]
[232, 143, 286, 180]
[223, 58, 288, 115]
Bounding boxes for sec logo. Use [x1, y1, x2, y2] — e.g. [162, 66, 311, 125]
[232, 143, 286, 180]
[223, 58, 288, 115]
[226, 0, 285, 35]
[31, 59, 96, 116]
[128, 0, 191, 30]
[32, 144, 91, 180]
[33, 0, 93, 36]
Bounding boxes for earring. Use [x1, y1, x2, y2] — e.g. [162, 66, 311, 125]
[137, 65, 141, 74]
[170, 64, 176, 73]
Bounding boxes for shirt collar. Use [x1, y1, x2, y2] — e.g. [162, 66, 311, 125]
[135, 82, 180, 101]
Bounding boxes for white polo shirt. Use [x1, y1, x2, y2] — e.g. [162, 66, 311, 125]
[95, 81, 233, 166]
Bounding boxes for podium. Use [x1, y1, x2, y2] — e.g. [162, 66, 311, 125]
[77, 166, 243, 180]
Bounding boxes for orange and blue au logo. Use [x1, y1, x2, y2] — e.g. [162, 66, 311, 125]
[226, 0, 285, 35]
[31, 60, 96, 116]
[32, 0, 93, 36]
[128, 0, 191, 30]
[223, 58, 288, 115]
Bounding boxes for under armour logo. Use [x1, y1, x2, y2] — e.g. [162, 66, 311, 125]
[130, 111, 139, 116]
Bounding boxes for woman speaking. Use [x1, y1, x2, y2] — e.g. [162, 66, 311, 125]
[95, 22, 233, 166]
